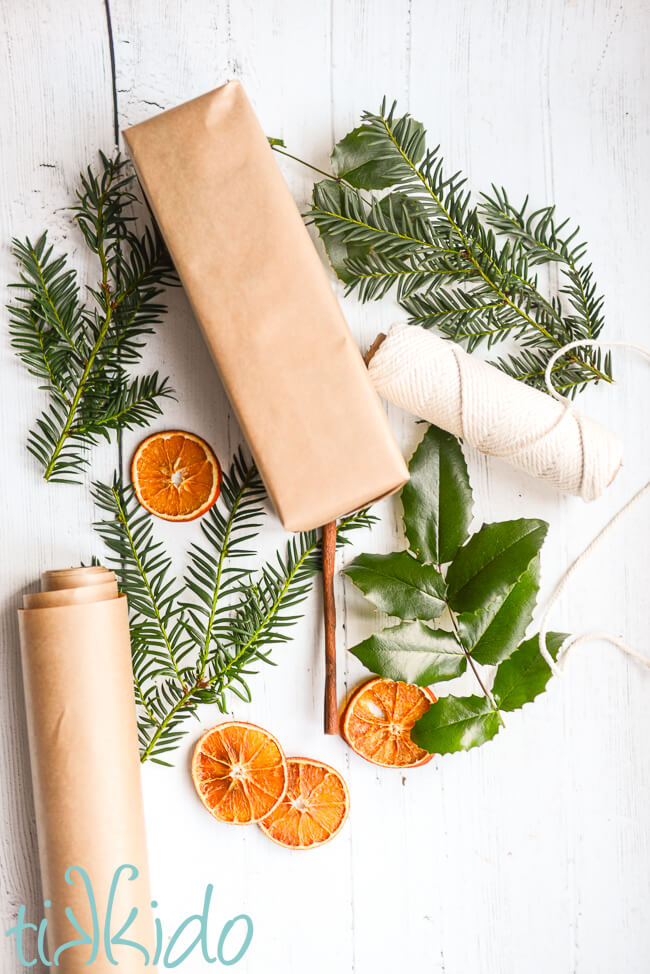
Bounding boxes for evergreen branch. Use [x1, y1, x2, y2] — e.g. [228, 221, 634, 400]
[480, 185, 607, 353]
[366, 103, 612, 390]
[182, 449, 267, 668]
[138, 506, 376, 763]
[298, 101, 613, 397]
[7, 152, 178, 482]
[92, 464, 376, 765]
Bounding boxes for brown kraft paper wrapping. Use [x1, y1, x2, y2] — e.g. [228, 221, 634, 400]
[18, 567, 155, 972]
[123, 81, 408, 532]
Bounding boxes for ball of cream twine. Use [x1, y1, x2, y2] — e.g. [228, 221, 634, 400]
[367, 324, 650, 677]
[367, 322, 622, 502]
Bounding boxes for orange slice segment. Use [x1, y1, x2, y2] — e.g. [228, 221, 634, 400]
[131, 430, 222, 521]
[259, 757, 350, 850]
[341, 677, 436, 768]
[191, 722, 287, 825]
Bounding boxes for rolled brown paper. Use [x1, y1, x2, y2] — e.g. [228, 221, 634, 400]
[18, 567, 155, 972]
[123, 81, 408, 532]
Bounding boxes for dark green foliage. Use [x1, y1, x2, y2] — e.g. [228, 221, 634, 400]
[93, 452, 376, 766]
[8, 151, 178, 483]
[401, 425, 473, 564]
[303, 101, 611, 397]
[344, 424, 569, 755]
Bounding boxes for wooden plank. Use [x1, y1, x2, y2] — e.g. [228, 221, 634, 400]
[403, 2, 650, 972]
[0, 1, 117, 969]
[1, 1, 649, 972]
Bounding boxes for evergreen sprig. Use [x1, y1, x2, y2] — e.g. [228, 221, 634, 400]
[274, 100, 611, 397]
[8, 151, 178, 483]
[93, 451, 376, 766]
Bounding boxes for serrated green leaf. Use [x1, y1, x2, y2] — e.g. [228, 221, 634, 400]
[411, 695, 501, 754]
[493, 631, 568, 712]
[446, 518, 548, 613]
[317, 227, 357, 284]
[344, 550, 446, 621]
[402, 425, 473, 565]
[331, 122, 423, 190]
[349, 620, 467, 686]
[456, 556, 541, 665]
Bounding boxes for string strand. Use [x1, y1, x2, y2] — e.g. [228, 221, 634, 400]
[538, 339, 650, 676]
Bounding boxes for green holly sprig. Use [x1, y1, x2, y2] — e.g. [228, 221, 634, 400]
[343, 425, 568, 754]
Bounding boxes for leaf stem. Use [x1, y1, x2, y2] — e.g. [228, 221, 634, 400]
[448, 606, 505, 728]
[270, 144, 333, 181]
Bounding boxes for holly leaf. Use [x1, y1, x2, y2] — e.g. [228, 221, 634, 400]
[493, 631, 568, 712]
[402, 425, 473, 566]
[344, 550, 446, 621]
[349, 621, 467, 686]
[318, 232, 356, 284]
[411, 695, 501, 754]
[331, 122, 423, 190]
[456, 556, 541, 665]
[446, 518, 548, 613]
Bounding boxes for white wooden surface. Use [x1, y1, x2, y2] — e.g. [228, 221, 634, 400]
[1, 2, 649, 971]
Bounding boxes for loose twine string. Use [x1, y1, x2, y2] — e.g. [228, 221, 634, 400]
[538, 339, 650, 676]
[367, 327, 650, 678]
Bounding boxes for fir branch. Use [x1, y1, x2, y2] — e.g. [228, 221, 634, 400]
[8, 152, 178, 483]
[284, 101, 613, 398]
[93, 455, 376, 766]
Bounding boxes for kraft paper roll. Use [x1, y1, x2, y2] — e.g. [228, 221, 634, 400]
[18, 567, 155, 972]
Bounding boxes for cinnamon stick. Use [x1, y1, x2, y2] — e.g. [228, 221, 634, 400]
[322, 520, 338, 734]
[364, 332, 387, 366]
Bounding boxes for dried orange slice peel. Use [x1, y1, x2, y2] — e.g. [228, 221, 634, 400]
[259, 757, 350, 849]
[191, 721, 288, 825]
[131, 430, 222, 521]
[341, 677, 436, 768]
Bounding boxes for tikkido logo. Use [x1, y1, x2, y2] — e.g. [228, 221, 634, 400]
[6, 865, 253, 968]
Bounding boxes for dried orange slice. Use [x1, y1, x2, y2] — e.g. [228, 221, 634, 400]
[259, 757, 350, 850]
[191, 722, 287, 825]
[341, 677, 436, 768]
[131, 430, 222, 521]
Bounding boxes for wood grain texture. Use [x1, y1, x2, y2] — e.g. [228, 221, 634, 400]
[1, 2, 649, 972]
